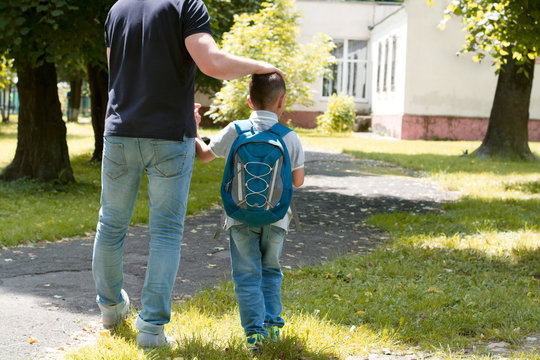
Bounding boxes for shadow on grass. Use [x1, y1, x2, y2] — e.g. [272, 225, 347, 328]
[368, 196, 540, 237]
[345, 150, 540, 175]
[173, 334, 334, 360]
[505, 180, 540, 194]
[0, 131, 16, 140]
[284, 244, 540, 350]
[109, 319, 335, 360]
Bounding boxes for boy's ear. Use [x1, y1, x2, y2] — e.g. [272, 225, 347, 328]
[247, 95, 255, 110]
[277, 93, 286, 109]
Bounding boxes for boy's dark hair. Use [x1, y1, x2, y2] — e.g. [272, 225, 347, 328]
[249, 72, 286, 110]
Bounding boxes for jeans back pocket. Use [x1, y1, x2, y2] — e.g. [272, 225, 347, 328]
[152, 141, 187, 177]
[103, 137, 128, 180]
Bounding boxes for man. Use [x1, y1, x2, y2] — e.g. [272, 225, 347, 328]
[92, 0, 282, 349]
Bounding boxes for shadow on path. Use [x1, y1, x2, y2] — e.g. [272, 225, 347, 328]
[0, 150, 458, 359]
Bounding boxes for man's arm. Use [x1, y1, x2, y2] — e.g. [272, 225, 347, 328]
[185, 33, 283, 80]
[292, 168, 304, 188]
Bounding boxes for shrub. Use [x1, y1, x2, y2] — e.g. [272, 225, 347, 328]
[317, 93, 356, 134]
[206, 0, 336, 123]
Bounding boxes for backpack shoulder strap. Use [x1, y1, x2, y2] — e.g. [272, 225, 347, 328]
[268, 123, 292, 138]
[234, 120, 254, 135]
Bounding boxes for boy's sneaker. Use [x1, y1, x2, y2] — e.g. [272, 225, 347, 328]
[136, 331, 177, 349]
[246, 333, 265, 352]
[99, 289, 130, 329]
[267, 325, 281, 342]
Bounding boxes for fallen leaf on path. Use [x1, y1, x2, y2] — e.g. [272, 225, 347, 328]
[28, 337, 38, 344]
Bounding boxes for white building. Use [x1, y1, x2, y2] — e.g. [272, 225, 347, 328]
[368, 0, 540, 140]
[289, 0, 402, 127]
[199, 0, 540, 140]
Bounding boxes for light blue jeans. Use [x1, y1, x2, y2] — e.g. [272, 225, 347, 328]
[229, 224, 286, 337]
[92, 136, 195, 335]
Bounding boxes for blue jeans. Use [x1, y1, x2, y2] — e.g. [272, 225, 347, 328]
[92, 136, 195, 335]
[229, 224, 286, 336]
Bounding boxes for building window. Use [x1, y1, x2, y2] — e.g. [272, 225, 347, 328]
[377, 42, 382, 93]
[322, 39, 368, 100]
[376, 36, 397, 93]
[391, 36, 397, 92]
[383, 39, 389, 92]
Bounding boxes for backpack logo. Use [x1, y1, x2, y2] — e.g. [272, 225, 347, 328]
[221, 120, 293, 226]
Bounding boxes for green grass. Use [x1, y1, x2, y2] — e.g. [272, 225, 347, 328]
[0, 121, 224, 246]
[2, 123, 540, 358]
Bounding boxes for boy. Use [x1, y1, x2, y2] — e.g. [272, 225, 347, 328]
[195, 72, 304, 350]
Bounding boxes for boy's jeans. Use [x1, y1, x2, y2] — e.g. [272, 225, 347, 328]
[229, 224, 286, 336]
[93, 136, 195, 335]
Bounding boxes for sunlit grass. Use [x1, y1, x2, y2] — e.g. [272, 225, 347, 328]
[69, 132, 538, 359]
[2, 123, 539, 358]
[0, 121, 224, 246]
[0, 120, 96, 168]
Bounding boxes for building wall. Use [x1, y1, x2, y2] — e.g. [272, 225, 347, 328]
[197, 1, 403, 129]
[370, 6, 407, 137]
[296, 1, 402, 113]
[403, 0, 498, 118]
[293, 0, 403, 129]
[372, 0, 540, 140]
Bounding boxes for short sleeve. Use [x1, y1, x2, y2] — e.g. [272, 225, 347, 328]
[208, 123, 238, 158]
[182, 0, 213, 39]
[286, 132, 305, 171]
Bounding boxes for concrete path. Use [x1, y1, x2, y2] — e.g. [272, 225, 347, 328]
[0, 149, 458, 360]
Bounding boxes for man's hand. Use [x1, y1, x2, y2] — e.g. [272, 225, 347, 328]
[254, 61, 284, 80]
[194, 103, 202, 129]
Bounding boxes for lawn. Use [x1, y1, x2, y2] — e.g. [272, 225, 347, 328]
[0, 120, 224, 246]
[2, 121, 540, 358]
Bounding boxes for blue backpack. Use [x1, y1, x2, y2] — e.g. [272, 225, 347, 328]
[221, 120, 293, 227]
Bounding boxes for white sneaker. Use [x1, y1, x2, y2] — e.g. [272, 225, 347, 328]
[99, 289, 130, 329]
[136, 331, 177, 349]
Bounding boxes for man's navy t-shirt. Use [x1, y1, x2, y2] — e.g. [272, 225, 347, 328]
[104, 0, 212, 141]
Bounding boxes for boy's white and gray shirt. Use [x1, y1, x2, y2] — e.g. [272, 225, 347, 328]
[208, 110, 305, 231]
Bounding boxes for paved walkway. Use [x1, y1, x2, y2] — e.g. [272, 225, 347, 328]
[0, 149, 458, 360]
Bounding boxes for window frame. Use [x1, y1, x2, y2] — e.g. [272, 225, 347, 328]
[322, 38, 369, 102]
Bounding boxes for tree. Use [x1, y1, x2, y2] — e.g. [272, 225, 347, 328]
[207, 0, 335, 123]
[0, 0, 79, 182]
[56, 59, 86, 123]
[196, 0, 264, 95]
[438, 0, 539, 160]
[76, 0, 114, 162]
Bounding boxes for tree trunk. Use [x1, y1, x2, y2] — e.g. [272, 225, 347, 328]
[68, 78, 82, 122]
[6, 83, 12, 123]
[1, 87, 8, 123]
[473, 54, 536, 160]
[1, 59, 74, 183]
[87, 62, 108, 162]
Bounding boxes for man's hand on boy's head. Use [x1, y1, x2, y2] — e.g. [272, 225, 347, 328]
[254, 61, 284, 80]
